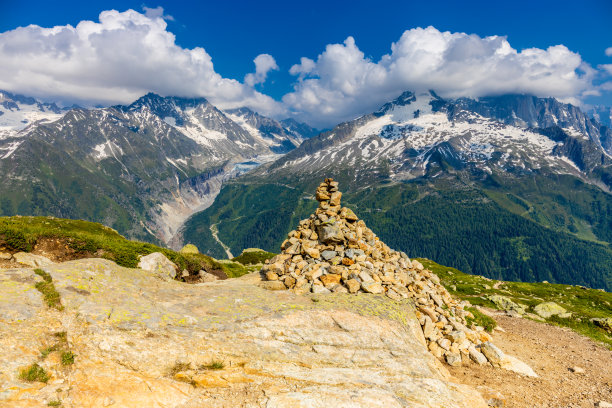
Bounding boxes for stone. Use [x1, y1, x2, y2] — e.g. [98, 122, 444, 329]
[499, 355, 538, 377]
[446, 352, 462, 367]
[329, 191, 342, 206]
[266, 271, 279, 281]
[302, 246, 320, 259]
[317, 224, 345, 244]
[0, 252, 12, 260]
[569, 366, 585, 374]
[13, 252, 54, 267]
[179, 244, 199, 254]
[259, 281, 287, 291]
[320, 274, 341, 287]
[198, 270, 219, 283]
[469, 347, 488, 365]
[311, 284, 331, 294]
[480, 342, 505, 366]
[137, 252, 177, 280]
[345, 279, 361, 293]
[595, 402, 612, 408]
[534, 302, 567, 318]
[488, 295, 527, 315]
[321, 250, 337, 260]
[361, 281, 383, 294]
[437, 338, 451, 351]
[591, 317, 612, 333]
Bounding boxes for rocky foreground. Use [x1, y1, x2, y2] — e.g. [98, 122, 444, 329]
[0, 257, 489, 407]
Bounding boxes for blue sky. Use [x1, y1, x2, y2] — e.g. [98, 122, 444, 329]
[1, 0, 611, 126]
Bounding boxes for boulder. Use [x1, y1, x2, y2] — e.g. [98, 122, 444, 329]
[534, 302, 567, 318]
[488, 295, 526, 315]
[13, 252, 54, 267]
[137, 252, 178, 280]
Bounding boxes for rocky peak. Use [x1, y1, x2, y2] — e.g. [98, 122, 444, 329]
[261, 178, 530, 370]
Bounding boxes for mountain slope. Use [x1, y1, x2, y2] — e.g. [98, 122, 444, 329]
[0, 93, 315, 244]
[181, 91, 612, 290]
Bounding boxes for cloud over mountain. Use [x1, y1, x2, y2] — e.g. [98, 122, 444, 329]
[283, 27, 596, 127]
[0, 8, 284, 116]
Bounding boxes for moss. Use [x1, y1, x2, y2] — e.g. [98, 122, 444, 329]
[33, 269, 63, 311]
[19, 363, 50, 383]
[47, 401, 62, 407]
[231, 249, 276, 265]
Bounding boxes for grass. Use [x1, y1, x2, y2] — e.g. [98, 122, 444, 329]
[0, 216, 249, 279]
[34, 268, 63, 311]
[465, 307, 497, 332]
[167, 361, 191, 377]
[19, 363, 50, 383]
[200, 360, 225, 370]
[417, 258, 612, 349]
[47, 400, 61, 407]
[60, 351, 75, 366]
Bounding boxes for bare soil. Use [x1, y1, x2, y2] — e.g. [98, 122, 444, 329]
[449, 309, 612, 408]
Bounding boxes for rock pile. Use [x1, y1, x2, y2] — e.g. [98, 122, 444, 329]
[262, 178, 500, 367]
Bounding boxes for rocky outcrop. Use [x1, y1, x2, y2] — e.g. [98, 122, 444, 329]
[0, 258, 487, 407]
[262, 178, 511, 368]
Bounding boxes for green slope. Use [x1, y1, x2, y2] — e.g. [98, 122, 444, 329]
[182, 176, 612, 291]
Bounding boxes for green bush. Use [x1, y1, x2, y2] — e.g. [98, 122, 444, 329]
[19, 363, 50, 383]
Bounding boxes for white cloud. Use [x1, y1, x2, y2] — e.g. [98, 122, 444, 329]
[601, 64, 612, 75]
[0, 8, 284, 116]
[142, 6, 174, 21]
[606, 47, 612, 57]
[244, 54, 278, 86]
[283, 27, 596, 127]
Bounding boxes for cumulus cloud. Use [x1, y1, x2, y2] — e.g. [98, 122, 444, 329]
[244, 54, 278, 86]
[606, 47, 612, 57]
[0, 8, 284, 116]
[283, 27, 596, 127]
[142, 6, 174, 21]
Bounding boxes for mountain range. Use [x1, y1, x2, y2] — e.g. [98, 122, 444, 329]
[1, 89, 611, 289]
[0, 91, 316, 244]
[179, 91, 612, 290]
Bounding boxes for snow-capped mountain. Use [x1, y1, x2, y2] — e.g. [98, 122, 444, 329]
[0, 92, 316, 245]
[265, 91, 611, 188]
[0, 90, 68, 139]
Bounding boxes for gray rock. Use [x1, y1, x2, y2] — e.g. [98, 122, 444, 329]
[137, 252, 178, 280]
[320, 250, 337, 261]
[446, 353, 462, 367]
[488, 295, 526, 315]
[198, 270, 219, 283]
[595, 401, 612, 408]
[311, 284, 332, 294]
[13, 252, 54, 267]
[469, 347, 488, 365]
[534, 302, 567, 318]
[317, 224, 345, 244]
[0, 252, 12, 260]
[480, 341, 505, 366]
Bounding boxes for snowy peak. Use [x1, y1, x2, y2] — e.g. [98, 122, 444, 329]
[266, 90, 612, 189]
[0, 90, 67, 139]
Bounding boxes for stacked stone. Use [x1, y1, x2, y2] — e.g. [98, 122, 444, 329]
[261, 178, 498, 367]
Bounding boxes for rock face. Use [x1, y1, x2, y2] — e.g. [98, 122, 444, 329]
[0, 258, 487, 407]
[262, 178, 506, 368]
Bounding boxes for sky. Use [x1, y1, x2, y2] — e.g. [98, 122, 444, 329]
[0, 0, 611, 127]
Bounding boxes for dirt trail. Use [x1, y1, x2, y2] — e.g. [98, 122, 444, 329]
[449, 309, 612, 408]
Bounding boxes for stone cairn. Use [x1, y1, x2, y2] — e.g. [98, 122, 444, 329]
[262, 178, 502, 367]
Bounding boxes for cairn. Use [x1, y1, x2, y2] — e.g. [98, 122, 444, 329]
[262, 178, 501, 367]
